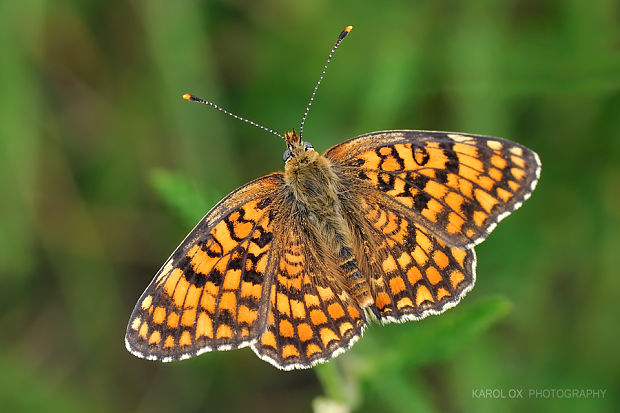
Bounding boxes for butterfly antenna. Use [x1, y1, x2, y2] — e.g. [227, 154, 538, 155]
[299, 25, 353, 140]
[182, 94, 285, 140]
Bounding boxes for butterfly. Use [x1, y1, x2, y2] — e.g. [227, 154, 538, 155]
[125, 26, 541, 370]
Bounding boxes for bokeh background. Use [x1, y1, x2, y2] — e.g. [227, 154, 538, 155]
[1, 1, 618, 412]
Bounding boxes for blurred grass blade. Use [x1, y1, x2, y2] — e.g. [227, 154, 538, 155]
[150, 168, 221, 226]
[368, 370, 436, 413]
[314, 361, 359, 411]
[0, 1, 44, 279]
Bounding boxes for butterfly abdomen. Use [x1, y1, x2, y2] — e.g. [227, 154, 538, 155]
[338, 246, 373, 307]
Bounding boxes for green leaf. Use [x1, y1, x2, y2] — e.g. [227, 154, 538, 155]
[351, 296, 512, 373]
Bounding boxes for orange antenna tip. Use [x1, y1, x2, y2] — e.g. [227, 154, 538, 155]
[338, 25, 353, 41]
[182, 93, 192, 100]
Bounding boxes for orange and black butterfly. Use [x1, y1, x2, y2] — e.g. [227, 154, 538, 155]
[125, 26, 541, 370]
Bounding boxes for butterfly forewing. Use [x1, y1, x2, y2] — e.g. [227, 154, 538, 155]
[326, 130, 541, 248]
[125, 174, 284, 361]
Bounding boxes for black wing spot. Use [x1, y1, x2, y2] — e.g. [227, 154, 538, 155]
[348, 158, 365, 167]
[435, 170, 448, 184]
[179, 255, 207, 287]
[413, 192, 431, 212]
[276, 282, 304, 301]
[192, 272, 207, 288]
[288, 287, 303, 301]
[413, 145, 430, 166]
[403, 228, 416, 249]
[410, 173, 429, 190]
[225, 216, 244, 242]
[229, 254, 244, 270]
[461, 201, 475, 221]
[201, 236, 223, 258]
[215, 310, 236, 328]
[239, 295, 259, 309]
[256, 197, 273, 210]
[439, 142, 459, 174]
[209, 268, 224, 286]
[243, 268, 263, 284]
[253, 228, 274, 248]
[378, 173, 395, 191]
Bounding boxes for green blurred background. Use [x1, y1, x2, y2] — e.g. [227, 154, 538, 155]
[1, 0, 618, 412]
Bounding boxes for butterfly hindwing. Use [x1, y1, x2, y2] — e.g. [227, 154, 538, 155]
[326, 130, 541, 248]
[343, 194, 476, 322]
[251, 219, 367, 370]
[125, 174, 284, 361]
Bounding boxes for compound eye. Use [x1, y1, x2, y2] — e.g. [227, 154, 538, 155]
[282, 149, 292, 162]
[303, 141, 314, 151]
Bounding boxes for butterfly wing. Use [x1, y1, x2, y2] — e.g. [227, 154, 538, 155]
[325, 130, 541, 248]
[251, 218, 367, 370]
[343, 194, 476, 322]
[125, 174, 284, 361]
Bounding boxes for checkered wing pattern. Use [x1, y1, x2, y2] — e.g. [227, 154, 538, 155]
[353, 195, 476, 322]
[326, 130, 541, 248]
[251, 223, 367, 370]
[125, 174, 283, 361]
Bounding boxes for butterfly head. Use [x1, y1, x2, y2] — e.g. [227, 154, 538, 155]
[283, 129, 317, 166]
